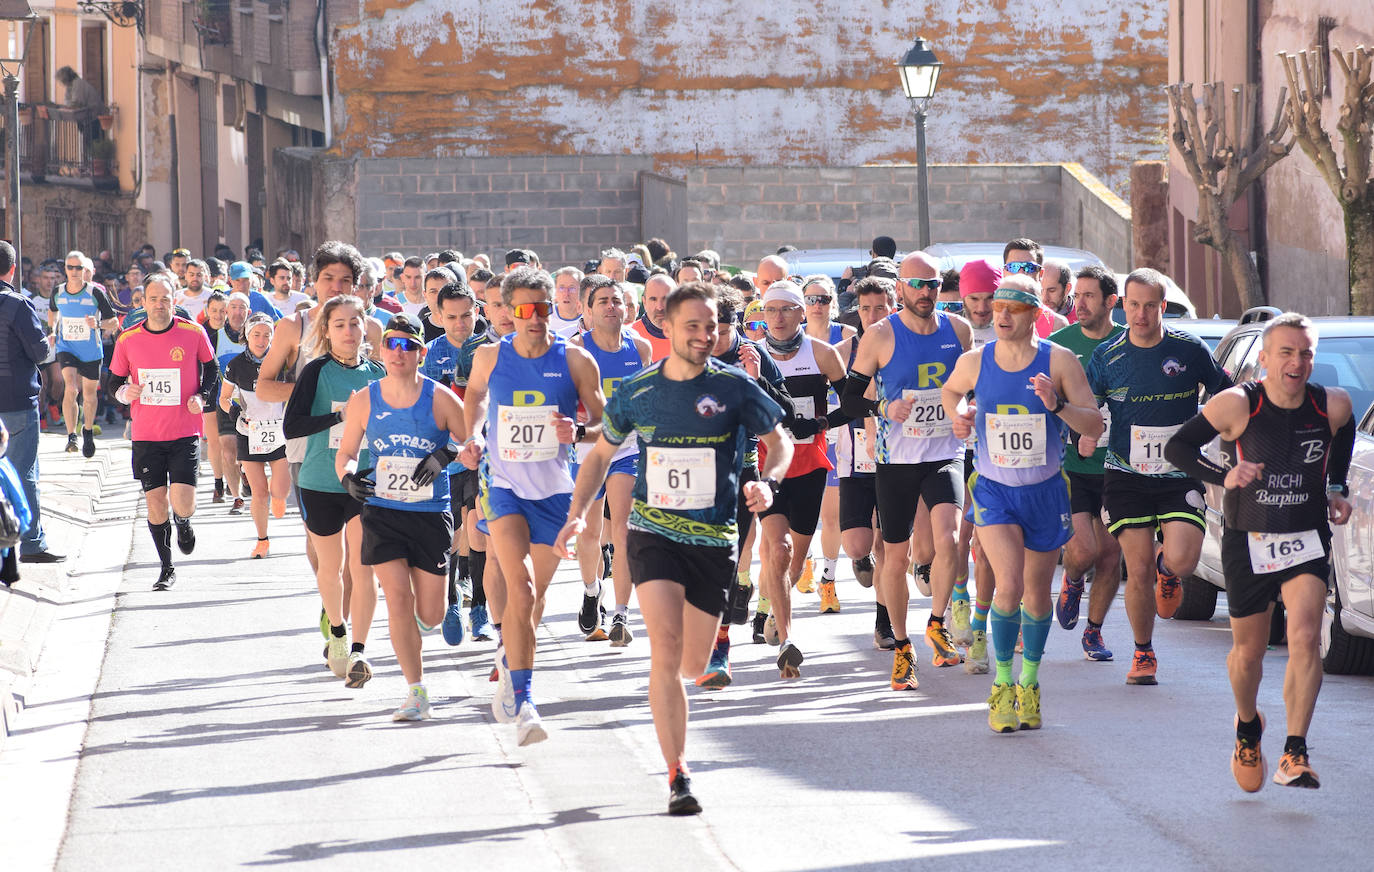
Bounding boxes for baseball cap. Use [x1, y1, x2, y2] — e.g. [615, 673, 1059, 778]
[228, 261, 253, 280]
[762, 281, 805, 309]
[505, 249, 532, 267]
[383, 313, 424, 341]
[959, 258, 1002, 299]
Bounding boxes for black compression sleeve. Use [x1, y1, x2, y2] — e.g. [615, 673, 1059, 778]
[1164, 412, 1229, 488]
[1329, 414, 1356, 491]
[198, 359, 219, 404]
[841, 372, 878, 418]
[283, 358, 344, 439]
[758, 376, 795, 420]
[107, 373, 128, 402]
[825, 379, 854, 429]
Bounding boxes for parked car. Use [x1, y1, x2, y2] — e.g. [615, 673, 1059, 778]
[923, 242, 1108, 274]
[1178, 311, 1374, 674]
[780, 248, 908, 285]
[1169, 317, 1236, 351]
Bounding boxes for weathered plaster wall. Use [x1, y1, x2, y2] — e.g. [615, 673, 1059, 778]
[1060, 163, 1134, 273]
[330, 0, 1167, 192]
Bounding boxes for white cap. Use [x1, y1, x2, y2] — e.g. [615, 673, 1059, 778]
[762, 280, 804, 309]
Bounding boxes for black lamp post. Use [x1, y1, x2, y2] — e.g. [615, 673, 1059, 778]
[897, 37, 942, 250]
[0, 0, 34, 291]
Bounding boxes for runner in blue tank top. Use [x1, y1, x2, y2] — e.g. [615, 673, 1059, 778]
[569, 274, 652, 645]
[941, 274, 1101, 734]
[336, 314, 467, 723]
[459, 266, 607, 746]
[48, 251, 118, 457]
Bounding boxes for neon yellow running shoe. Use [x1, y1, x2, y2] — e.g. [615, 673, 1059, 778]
[1016, 683, 1042, 730]
[795, 557, 815, 594]
[988, 683, 1018, 734]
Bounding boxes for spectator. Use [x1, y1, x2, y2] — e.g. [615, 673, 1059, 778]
[0, 240, 64, 563]
[56, 66, 102, 110]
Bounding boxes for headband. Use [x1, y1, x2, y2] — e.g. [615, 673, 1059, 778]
[993, 287, 1040, 307]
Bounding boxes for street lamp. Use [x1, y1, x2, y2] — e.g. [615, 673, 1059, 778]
[897, 36, 942, 249]
[0, 0, 34, 293]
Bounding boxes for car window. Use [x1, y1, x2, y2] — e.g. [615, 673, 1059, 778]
[1312, 337, 1374, 422]
[1216, 332, 1257, 380]
[1360, 399, 1374, 437]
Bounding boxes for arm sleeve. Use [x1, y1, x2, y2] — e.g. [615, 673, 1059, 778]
[742, 377, 785, 436]
[93, 287, 117, 320]
[48, 293, 59, 313]
[1164, 412, 1229, 487]
[1328, 414, 1356, 490]
[824, 378, 854, 429]
[282, 358, 340, 439]
[198, 358, 219, 404]
[841, 372, 878, 418]
[756, 374, 794, 420]
[756, 350, 786, 389]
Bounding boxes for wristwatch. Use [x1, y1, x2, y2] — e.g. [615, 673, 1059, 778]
[760, 476, 781, 496]
[575, 423, 587, 441]
[1327, 483, 1349, 497]
[1050, 394, 1066, 414]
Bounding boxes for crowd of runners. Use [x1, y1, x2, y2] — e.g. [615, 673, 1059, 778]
[40, 235, 1355, 812]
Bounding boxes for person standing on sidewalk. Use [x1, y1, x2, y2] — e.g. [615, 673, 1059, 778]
[0, 241, 65, 564]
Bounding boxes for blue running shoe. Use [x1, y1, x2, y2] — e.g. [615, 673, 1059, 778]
[1081, 626, 1113, 661]
[442, 603, 465, 646]
[695, 642, 731, 689]
[1056, 576, 1084, 630]
[469, 603, 494, 641]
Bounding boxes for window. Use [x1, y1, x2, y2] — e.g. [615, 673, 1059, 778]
[47, 208, 76, 255]
[92, 212, 122, 261]
[1317, 17, 1337, 97]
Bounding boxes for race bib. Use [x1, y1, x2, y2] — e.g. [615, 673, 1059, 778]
[248, 418, 284, 455]
[986, 413, 1046, 468]
[61, 317, 91, 342]
[1097, 407, 1111, 450]
[645, 447, 715, 510]
[497, 405, 559, 462]
[139, 368, 180, 407]
[328, 401, 346, 449]
[901, 388, 952, 439]
[791, 396, 816, 445]
[1247, 529, 1322, 575]
[1129, 423, 1180, 475]
[853, 427, 876, 474]
[374, 455, 430, 503]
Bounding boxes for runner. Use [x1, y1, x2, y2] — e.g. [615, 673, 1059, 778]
[1165, 312, 1355, 791]
[282, 293, 385, 686]
[220, 313, 290, 558]
[569, 274, 653, 644]
[176, 260, 214, 321]
[49, 251, 118, 457]
[202, 291, 247, 509]
[555, 281, 789, 814]
[550, 267, 585, 338]
[1001, 239, 1069, 338]
[629, 273, 675, 360]
[335, 314, 467, 721]
[940, 273, 1102, 732]
[1048, 267, 1124, 661]
[755, 280, 850, 677]
[1085, 267, 1230, 685]
[843, 252, 970, 690]
[459, 265, 606, 745]
[107, 273, 218, 590]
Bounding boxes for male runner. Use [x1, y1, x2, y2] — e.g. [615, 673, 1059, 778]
[49, 251, 118, 457]
[1165, 312, 1354, 791]
[629, 273, 675, 360]
[555, 281, 789, 814]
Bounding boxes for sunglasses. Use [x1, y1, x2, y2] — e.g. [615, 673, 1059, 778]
[763, 306, 801, 317]
[804, 294, 833, 306]
[1004, 261, 1042, 275]
[743, 319, 766, 331]
[935, 300, 964, 313]
[384, 336, 423, 352]
[65, 265, 83, 271]
[902, 278, 942, 291]
[511, 301, 553, 319]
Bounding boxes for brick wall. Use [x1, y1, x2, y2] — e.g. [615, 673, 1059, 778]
[1059, 163, 1134, 274]
[18, 186, 150, 269]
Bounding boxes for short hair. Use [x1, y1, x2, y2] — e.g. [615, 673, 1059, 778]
[715, 284, 745, 324]
[65, 250, 94, 271]
[185, 258, 208, 274]
[940, 268, 960, 295]
[402, 256, 424, 271]
[853, 276, 896, 302]
[1122, 267, 1167, 302]
[437, 282, 475, 309]
[579, 273, 618, 306]
[313, 241, 364, 282]
[552, 265, 585, 285]
[205, 257, 226, 279]
[694, 249, 721, 271]
[1074, 265, 1118, 298]
[1003, 238, 1043, 265]
[56, 66, 77, 84]
[673, 259, 711, 282]
[289, 262, 306, 278]
[267, 259, 293, 281]
[437, 249, 463, 265]
[599, 247, 629, 265]
[645, 237, 670, 263]
[204, 290, 229, 309]
[998, 274, 1042, 300]
[871, 235, 897, 259]
[470, 267, 495, 285]
[1261, 312, 1317, 346]
[727, 274, 755, 295]
[776, 245, 797, 255]
[0, 240, 14, 275]
[500, 266, 554, 307]
[1042, 259, 1073, 287]
[665, 281, 717, 322]
[425, 266, 458, 286]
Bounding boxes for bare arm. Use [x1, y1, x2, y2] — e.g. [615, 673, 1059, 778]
[558, 345, 606, 443]
[458, 344, 496, 469]
[554, 435, 620, 558]
[333, 388, 372, 480]
[255, 315, 300, 403]
[941, 349, 981, 440]
[1041, 346, 1102, 442]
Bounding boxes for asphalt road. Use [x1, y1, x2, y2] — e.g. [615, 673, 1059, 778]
[4, 468, 1373, 871]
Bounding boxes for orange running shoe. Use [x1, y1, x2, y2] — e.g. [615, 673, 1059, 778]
[795, 558, 815, 594]
[250, 538, 269, 559]
[925, 621, 963, 667]
[270, 496, 287, 519]
[1273, 749, 1320, 789]
[890, 643, 919, 690]
[1126, 648, 1158, 685]
[1231, 713, 1267, 792]
[1155, 545, 1181, 619]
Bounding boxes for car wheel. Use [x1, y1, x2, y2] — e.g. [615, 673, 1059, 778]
[1174, 575, 1218, 621]
[1320, 590, 1374, 675]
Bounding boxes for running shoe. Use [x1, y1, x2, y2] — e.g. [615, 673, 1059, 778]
[491, 647, 517, 724]
[174, 519, 196, 554]
[212, 479, 225, 503]
[1016, 683, 1042, 730]
[1155, 546, 1181, 619]
[818, 579, 841, 614]
[345, 652, 372, 688]
[1056, 576, 1084, 630]
[241, 474, 251, 497]
[924, 621, 962, 667]
[153, 565, 176, 591]
[469, 603, 494, 641]
[795, 557, 815, 594]
[1126, 649, 1158, 685]
[668, 771, 702, 815]
[250, 538, 270, 559]
[458, 576, 473, 608]
[601, 543, 613, 580]
[1081, 626, 1113, 661]
[965, 630, 990, 674]
[82, 429, 95, 458]
[415, 615, 441, 636]
[270, 496, 286, 519]
[696, 644, 732, 689]
[764, 614, 780, 646]
[584, 605, 609, 642]
[728, 582, 754, 626]
[608, 612, 633, 647]
[912, 563, 932, 597]
[852, 555, 875, 589]
[873, 616, 896, 651]
[1231, 713, 1266, 792]
[752, 612, 767, 644]
[319, 607, 330, 640]
[442, 603, 465, 646]
[950, 599, 973, 646]
[890, 643, 919, 691]
[987, 683, 1018, 734]
[228, 497, 245, 515]
[91, 423, 101, 436]
[516, 701, 548, 746]
[65, 433, 78, 453]
[578, 588, 602, 636]
[393, 685, 432, 722]
[1273, 749, 1319, 789]
[327, 634, 349, 678]
[777, 640, 804, 678]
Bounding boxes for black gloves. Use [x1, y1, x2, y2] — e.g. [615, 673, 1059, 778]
[341, 468, 375, 502]
[412, 446, 458, 487]
[787, 416, 826, 440]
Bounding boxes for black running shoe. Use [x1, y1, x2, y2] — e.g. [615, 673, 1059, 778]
[601, 543, 613, 580]
[153, 565, 176, 591]
[751, 611, 767, 644]
[668, 772, 702, 815]
[174, 519, 196, 554]
[82, 429, 95, 458]
[578, 588, 601, 635]
[65, 433, 78, 453]
[729, 582, 754, 626]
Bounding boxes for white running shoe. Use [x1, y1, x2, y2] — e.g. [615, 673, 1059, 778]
[491, 646, 517, 724]
[326, 634, 349, 678]
[516, 702, 548, 746]
[392, 686, 432, 722]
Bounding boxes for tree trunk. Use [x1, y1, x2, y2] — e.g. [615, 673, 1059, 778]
[1346, 193, 1374, 316]
[1224, 231, 1266, 312]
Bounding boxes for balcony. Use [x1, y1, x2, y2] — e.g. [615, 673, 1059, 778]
[0, 104, 121, 190]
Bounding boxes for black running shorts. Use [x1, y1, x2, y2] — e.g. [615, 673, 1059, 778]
[1221, 527, 1331, 619]
[876, 457, 964, 544]
[360, 503, 453, 574]
[626, 529, 736, 619]
[299, 487, 361, 537]
[131, 437, 199, 492]
[759, 467, 827, 536]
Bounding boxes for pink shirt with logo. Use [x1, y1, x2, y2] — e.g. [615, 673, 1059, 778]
[110, 317, 215, 442]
